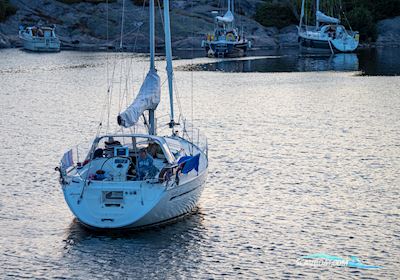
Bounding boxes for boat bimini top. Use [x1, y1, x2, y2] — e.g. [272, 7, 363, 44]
[87, 134, 177, 164]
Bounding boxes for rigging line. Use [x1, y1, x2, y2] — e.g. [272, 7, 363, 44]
[190, 0, 194, 148]
[157, 0, 165, 33]
[158, 0, 185, 125]
[172, 77, 183, 121]
[120, 0, 148, 125]
[106, 0, 110, 85]
[106, 59, 118, 133]
[118, 53, 125, 114]
[120, 0, 125, 49]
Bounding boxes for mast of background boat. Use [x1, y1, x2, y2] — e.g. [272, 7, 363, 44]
[299, 0, 305, 32]
[316, 0, 320, 29]
[228, 0, 231, 12]
[163, 0, 176, 129]
[148, 0, 156, 135]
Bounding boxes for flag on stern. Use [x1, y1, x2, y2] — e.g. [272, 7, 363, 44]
[179, 154, 200, 174]
[61, 149, 74, 170]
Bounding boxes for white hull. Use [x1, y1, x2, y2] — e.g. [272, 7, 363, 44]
[60, 134, 208, 230]
[21, 37, 60, 52]
[298, 25, 359, 53]
[62, 169, 207, 230]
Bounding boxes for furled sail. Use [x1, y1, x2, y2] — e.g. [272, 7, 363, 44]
[118, 69, 160, 128]
[216, 11, 234, 23]
[316, 11, 340, 24]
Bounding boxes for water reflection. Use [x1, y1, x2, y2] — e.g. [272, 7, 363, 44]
[180, 47, 400, 76]
[183, 53, 359, 73]
[63, 209, 206, 247]
[358, 47, 400, 76]
[60, 210, 208, 278]
[299, 53, 359, 72]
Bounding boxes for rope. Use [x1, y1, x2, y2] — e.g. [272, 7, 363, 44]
[190, 0, 194, 153]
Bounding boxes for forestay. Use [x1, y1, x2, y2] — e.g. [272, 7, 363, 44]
[118, 69, 161, 128]
[316, 11, 340, 24]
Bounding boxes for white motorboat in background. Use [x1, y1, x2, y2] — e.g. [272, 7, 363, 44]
[19, 25, 60, 52]
[56, 0, 208, 230]
[298, 0, 359, 53]
[201, 0, 251, 58]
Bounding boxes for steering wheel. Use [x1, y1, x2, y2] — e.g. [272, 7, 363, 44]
[99, 156, 132, 178]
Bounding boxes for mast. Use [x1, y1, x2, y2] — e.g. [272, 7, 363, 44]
[299, 0, 305, 32]
[316, 0, 320, 29]
[163, 0, 175, 128]
[149, 0, 156, 134]
[227, 0, 231, 12]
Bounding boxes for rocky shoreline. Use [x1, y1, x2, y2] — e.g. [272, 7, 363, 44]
[1, 0, 399, 51]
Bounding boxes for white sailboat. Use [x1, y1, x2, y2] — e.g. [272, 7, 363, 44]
[201, 0, 251, 58]
[19, 25, 60, 52]
[56, 0, 208, 230]
[298, 0, 359, 53]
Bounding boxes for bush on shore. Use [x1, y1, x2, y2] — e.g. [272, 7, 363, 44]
[132, 0, 163, 7]
[346, 6, 377, 41]
[254, 1, 298, 29]
[0, 0, 17, 22]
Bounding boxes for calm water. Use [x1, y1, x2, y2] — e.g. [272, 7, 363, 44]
[0, 48, 399, 279]
[181, 48, 400, 76]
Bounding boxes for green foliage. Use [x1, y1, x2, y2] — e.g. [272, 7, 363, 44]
[341, 0, 400, 21]
[132, 0, 163, 7]
[0, 0, 17, 22]
[132, 0, 146, 5]
[347, 6, 377, 41]
[254, 1, 298, 29]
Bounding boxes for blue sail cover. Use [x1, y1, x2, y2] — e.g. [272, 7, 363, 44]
[316, 11, 340, 24]
[118, 69, 161, 128]
[216, 11, 234, 23]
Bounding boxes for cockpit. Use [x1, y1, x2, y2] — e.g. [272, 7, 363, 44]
[79, 135, 181, 183]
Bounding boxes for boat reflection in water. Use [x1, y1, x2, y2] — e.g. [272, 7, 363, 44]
[62, 209, 207, 278]
[298, 53, 359, 72]
[184, 53, 359, 73]
[63, 207, 205, 247]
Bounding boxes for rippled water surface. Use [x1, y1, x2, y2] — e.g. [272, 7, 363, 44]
[0, 49, 399, 279]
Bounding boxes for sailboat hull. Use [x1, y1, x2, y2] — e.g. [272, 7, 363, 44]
[124, 170, 207, 229]
[299, 36, 358, 53]
[299, 36, 333, 52]
[62, 169, 208, 230]
[203, 40, 249, 58]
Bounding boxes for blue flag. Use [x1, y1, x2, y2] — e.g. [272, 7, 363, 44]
[179, 154, 200, 174]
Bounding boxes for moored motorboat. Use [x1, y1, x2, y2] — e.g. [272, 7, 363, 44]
[57, 0, 208, 230]
[19, 25, 60, 52]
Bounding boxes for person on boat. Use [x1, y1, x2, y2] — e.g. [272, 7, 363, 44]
[93, 148, 104, 159]
[148, 142, 164, 159]
[37, 28, 44, 37]
[137, 148, 158, 179]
